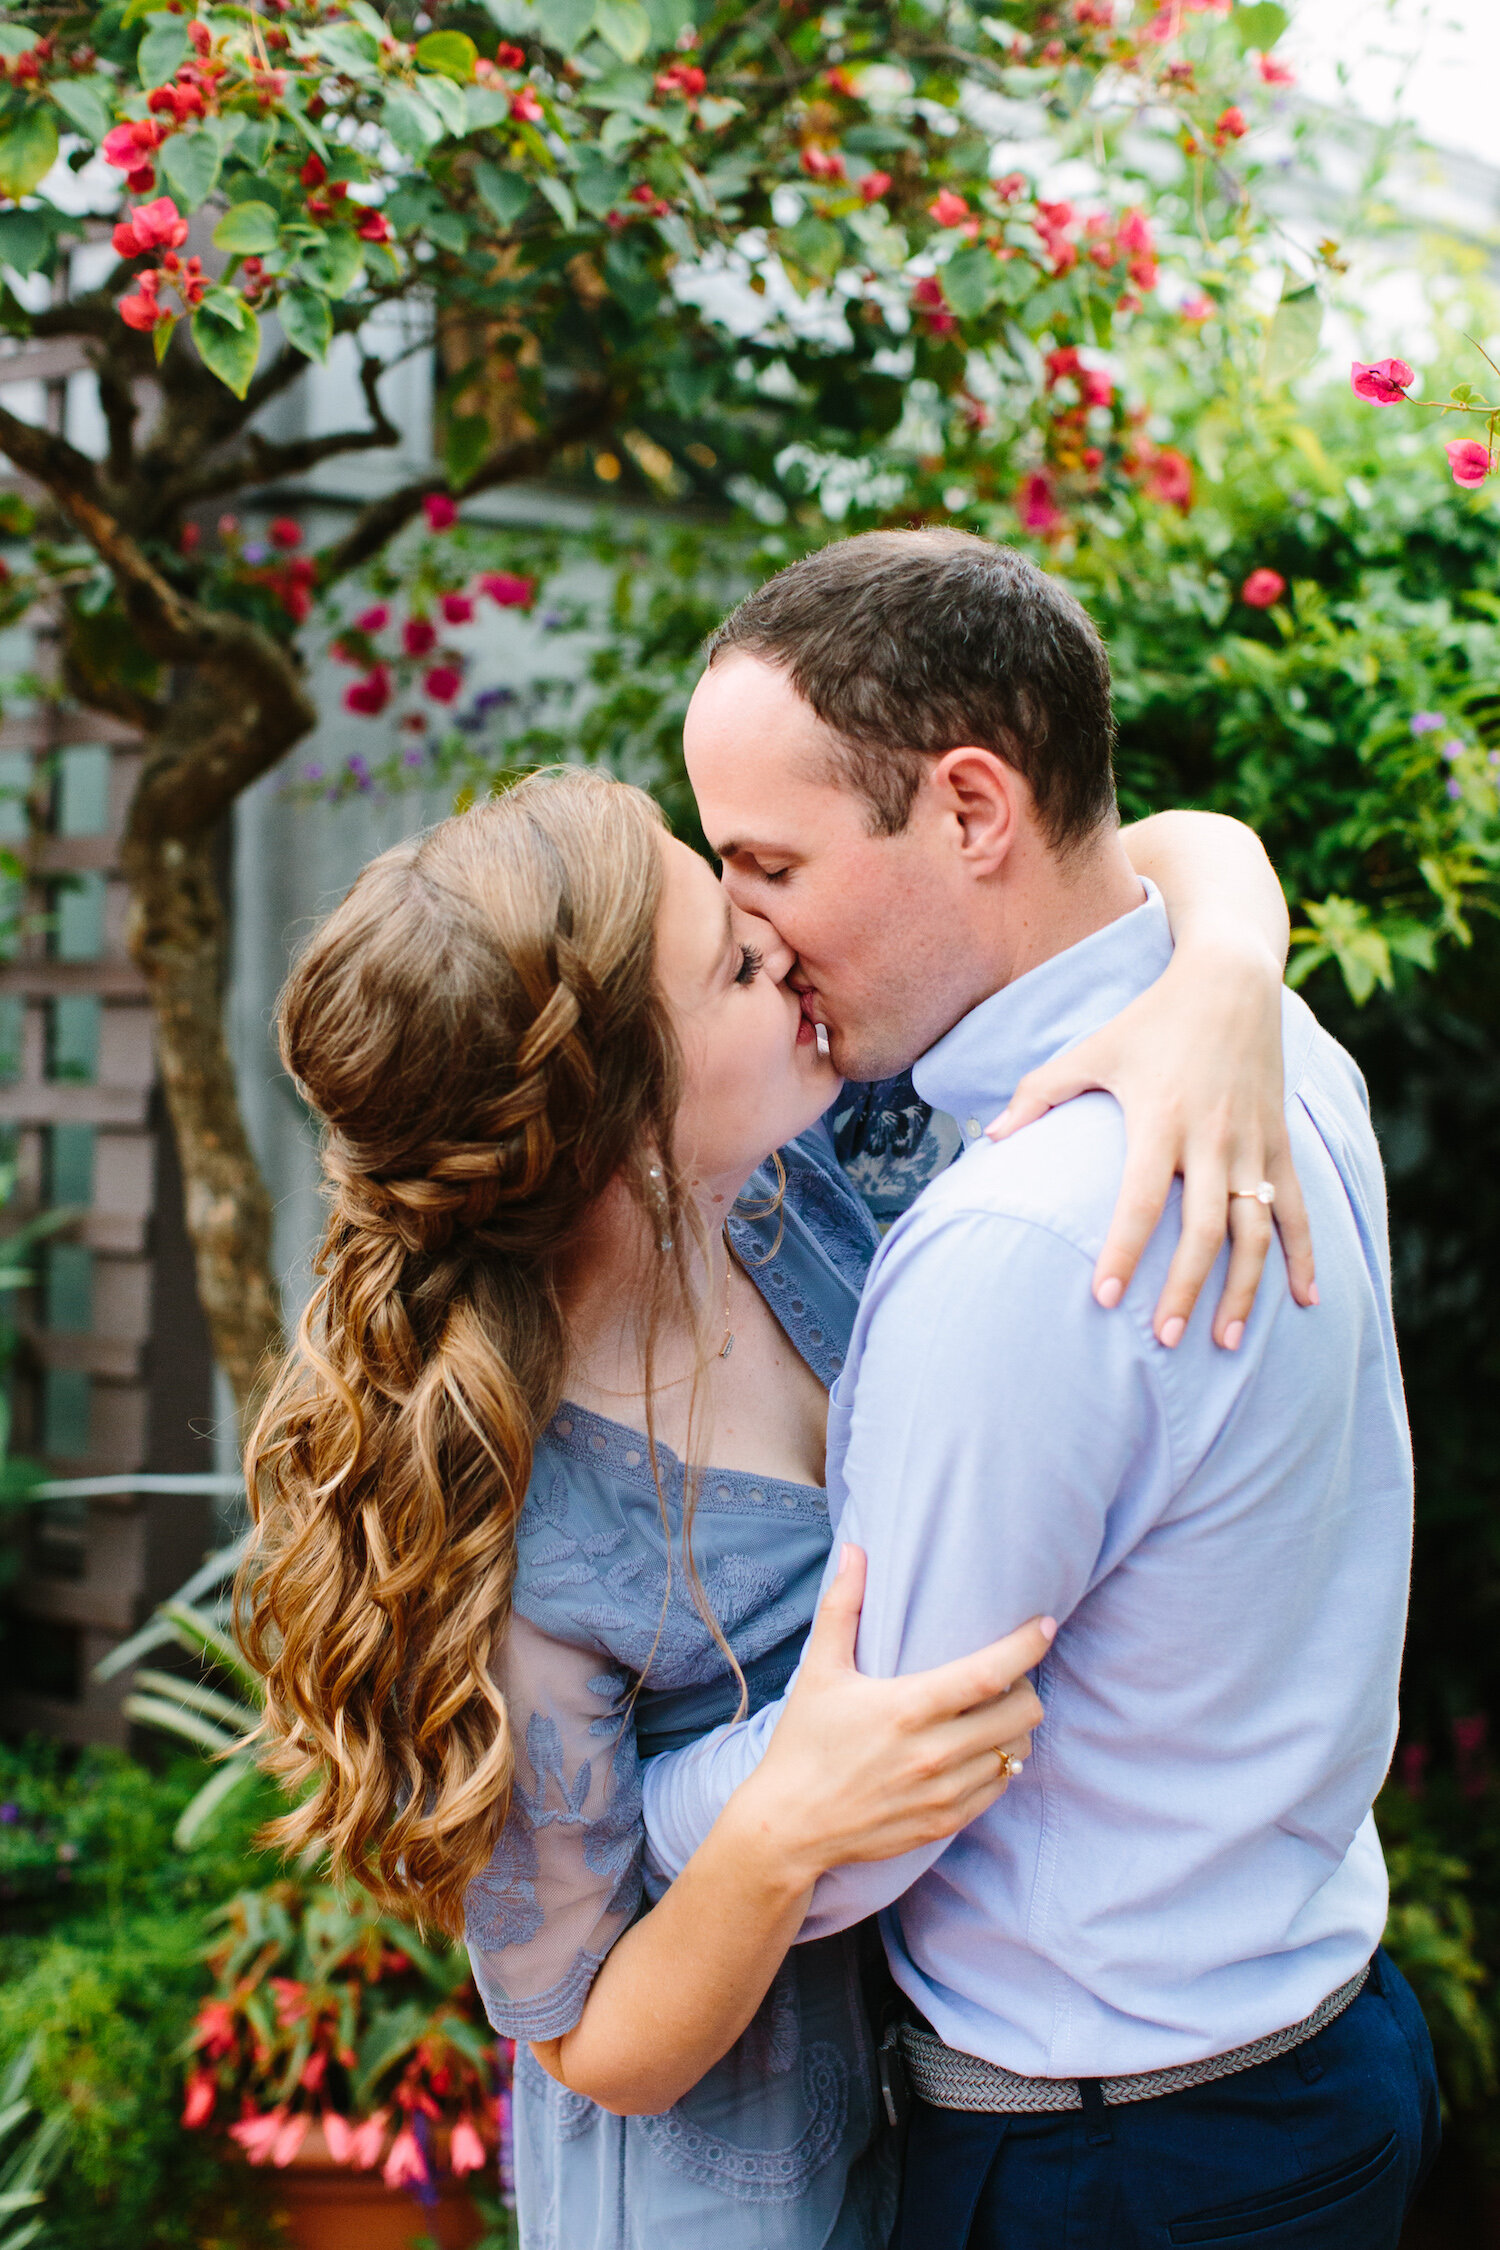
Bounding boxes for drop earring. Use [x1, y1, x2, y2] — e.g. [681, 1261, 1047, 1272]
[648, 1163, 673, 1252]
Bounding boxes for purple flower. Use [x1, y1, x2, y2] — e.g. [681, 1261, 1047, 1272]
[1410, 711, 1446, 735]
[1441, 739, 1465, 762]
[538, 608, 566, 632]
[1446, 777, 1463, 800]
[402, 747, 426, 768]
[0, 1803, 17, 1824]
[473, 685, 515, 715]
[303, 763, 324, 781]
[242, 541, 269, 565]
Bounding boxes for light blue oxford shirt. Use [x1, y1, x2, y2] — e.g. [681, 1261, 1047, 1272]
[642, 885, 1414, 2079]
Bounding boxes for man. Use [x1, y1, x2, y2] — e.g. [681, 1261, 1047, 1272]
[642, 529, 1438, 2247]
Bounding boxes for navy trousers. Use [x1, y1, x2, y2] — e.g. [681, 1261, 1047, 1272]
[893, 1952, 1441, 2250]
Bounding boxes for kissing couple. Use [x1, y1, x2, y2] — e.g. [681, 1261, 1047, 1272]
[243, 530, 1438, 2249]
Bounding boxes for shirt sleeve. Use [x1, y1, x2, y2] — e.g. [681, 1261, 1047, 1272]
[465, 1612, 643, 2040]
[643, 1205, 1172, 1937]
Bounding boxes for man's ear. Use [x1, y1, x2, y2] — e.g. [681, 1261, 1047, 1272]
[929, 745, 1023, 876]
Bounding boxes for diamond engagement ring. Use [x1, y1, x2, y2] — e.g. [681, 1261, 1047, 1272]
[1229, 1181, 1276, 1206]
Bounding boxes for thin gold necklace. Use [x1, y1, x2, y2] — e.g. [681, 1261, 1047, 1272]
[586, 1228, 736, 1397]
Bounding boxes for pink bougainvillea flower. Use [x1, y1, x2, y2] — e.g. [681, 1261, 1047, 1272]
[655, 60, 706, 98]
[402, 616, 437, 657]
[1146, 448, 1193, 512]
[1078, 367, 1113, 409]
[268, 517, 302, 550]
[119, 275, 167, 332]
[1214, 106, 1246, 143]
[424, 664, 463, 703]
[192, 2000, 237, 2059]
[383, 2128, 430, 2191]
[272, 2113, 310, 2167]
[441, 591, 475, 624]
[321, 2113, 355, 2164]
[349, 2111, 390, 2169]
[424, 493, 458, 532]
[800, 145, 845, 181]
[1446, 437, 1490, 487]
[1044, 345, 1081, 387]
[1018, 471, 1066, 537]
[928, 189, 969, 226]
[356, 209, 393, 245]
[480, 571, 535, 608]
[1350, 358, 1414, 404]
[1179, 292, 1213, 322]
[230, 2109, 286, 2165]
[1258, 51, 1296, 84]
[181, 2069, 217, 2128]
[355, 604, 389, 634]
[112, 196, 189, 258]
[449, 2119, 487, 2175]
[859, 170, 892, 203]
[1240, 568, 1286, 608]
[102, 119, 163, 171]
[344, 666, 392, 717]
[509, 86, 544, 122]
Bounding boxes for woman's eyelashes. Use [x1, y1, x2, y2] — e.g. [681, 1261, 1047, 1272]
[734, 943, 764, 987]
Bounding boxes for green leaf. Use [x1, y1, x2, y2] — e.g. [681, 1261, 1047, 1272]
[472, 159, 532, 225]
[535, 172, 577, 230]
[1262, 277, 1322, 389]
[0, 26, 35, 57]
[191, 298, 261, 397]
[536, 0, 598, 51]
[382, 88, 446, 156]
[425, 206, 470, 254]
[465, 84, 512, 129]
[49, 75, 112, 145]
[1231, 1, 1289, 51]
[280, 283, 332, 360]
[574, 151, 628, 217]
[417, 69, 470, 137]
[942, 243, 1003, 319]
[137, 10, 190, 87]
[297, 228, 365, 298]
[785, 214, 843, 279]
[0, 109, 58, 200]
[594, 0, 651, 63]
[198, 283, 251, 328]
[315, 21, 382, 76]
[159, 127, 222, 210]
[212, 200, 280, 255]
[0, 207, 53, 280]
[603, 236, 657, 318]
[152, 309, 176, 363]
[445, 410, 491, 487]
[643, 0, 692, 47]
[415, 29, 478, 81]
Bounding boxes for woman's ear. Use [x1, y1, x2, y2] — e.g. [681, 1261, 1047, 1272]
[930, 746, 1023, 876]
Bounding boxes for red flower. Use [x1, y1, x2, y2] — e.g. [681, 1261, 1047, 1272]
[480, 571, 534, 608]
[1214, 106, 1246, 143]
[1446, 438, 1490, 488]
[1240, 568, 1286, 608]
[119, 271, 167, 331]
[147, 81, 203, 120]
[993, 172, 1027, 201]
[300, 153, 327, 189]
[345, 667, 392, 716]
[192, 2000, 238, 2059]
[181, 2069, 217, 2128]
[655, 60, 705, 98]
[403, 617, 437, 657]
[355, 208, 393, 244]
[383, 2127, 429, 2190]
[103, 119, 163, 171]
[1145, 447, 1193, 511]
[322, 2113, 356, 2163]
[1350, 357, 1414, 405]
[424, 664, 463, 703]
[112, 196, 188, 258]
[1079, 368, 1113, 409]
[349, 2111, 389, 2168]
[1180, 292, 1213, 322]
[441, 592, 475, 624]
[272, 2114, 309, 2168]
[1044, 345, 1082, 387]
[449, 2119, 487, 2175]
[423, 494, 457, 532]
[494, 40, 526, 67]
[268, 517, 302, 549]
[928, 189, 969, 226]
[188, 19, 212, 54]
[800, 146, 845, 182]
[1258, 52, 1295, 84]
[1018, 470, 1066, 537]
[230, 2109, 285, 2164]
[509, 87, 544, 122]
[355, 603, 389, 633]
[859, 171, 892, 203]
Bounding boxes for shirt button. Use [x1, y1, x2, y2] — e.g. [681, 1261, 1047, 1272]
[965, 1116, 982, 1140]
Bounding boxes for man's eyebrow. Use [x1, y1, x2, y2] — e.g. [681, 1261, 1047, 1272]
[715, 837, 796, 861]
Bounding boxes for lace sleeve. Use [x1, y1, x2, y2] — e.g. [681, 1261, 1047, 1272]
[464, 1612, 643, 2041]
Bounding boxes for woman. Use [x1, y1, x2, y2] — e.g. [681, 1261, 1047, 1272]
[243, 769, 1304, 2250]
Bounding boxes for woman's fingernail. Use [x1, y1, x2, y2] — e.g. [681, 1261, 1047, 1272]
[1040, 1617, 1057, 1642]
[1095, 1275, 1124, 1309]
[837, 1543, 852, 1576]
[1160, 1315, 1186, 1349]
[985, 1108, 1013, 1140]
[1307, 1282, 1320, 1306]
[1223, 1320, 1244, 1352]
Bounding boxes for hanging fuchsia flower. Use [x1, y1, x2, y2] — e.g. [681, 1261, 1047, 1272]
[449, 2119, 487, 2175]
[424, 494, 458, 531]
[230, 2109, 286, 2164]
[272, 2113, 310, 2166]
[321, 2112, 355, 2163]
[1241, 568, 1286, 608]
[383, 2126, 430, 2190]
[181, 2069, 217, 2128]
[1350, 358, 1413, 404]
[1446, 437, 1490, 487]
[349, 2111, 390, 2169]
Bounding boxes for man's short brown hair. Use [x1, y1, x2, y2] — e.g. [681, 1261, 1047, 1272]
[705, 528, 1117, 848]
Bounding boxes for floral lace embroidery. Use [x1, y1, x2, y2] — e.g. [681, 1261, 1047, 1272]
[636, 2040, 850, 2204]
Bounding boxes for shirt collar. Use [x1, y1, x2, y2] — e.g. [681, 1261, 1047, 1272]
[912, 881, 1170, 1125]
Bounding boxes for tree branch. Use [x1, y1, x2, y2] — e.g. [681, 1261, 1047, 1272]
[316, 382, 617, 588]
[161, 353, 402, 511]
[0, 399, 104, 514]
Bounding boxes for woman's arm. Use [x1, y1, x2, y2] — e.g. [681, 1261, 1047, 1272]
[990, 810, 1316, 1350]
[530, 1552, 1050, 2116]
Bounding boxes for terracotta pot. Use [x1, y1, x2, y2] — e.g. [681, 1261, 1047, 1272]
[266, 2124, 487, 2250]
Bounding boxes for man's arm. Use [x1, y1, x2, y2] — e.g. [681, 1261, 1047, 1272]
[644, 1186, 1173, 1930]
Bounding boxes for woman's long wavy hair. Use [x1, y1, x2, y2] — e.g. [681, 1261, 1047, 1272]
[239, 769, 698, 1936]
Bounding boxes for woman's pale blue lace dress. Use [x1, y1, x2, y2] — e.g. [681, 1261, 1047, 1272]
[465, 1084, 959, 2250]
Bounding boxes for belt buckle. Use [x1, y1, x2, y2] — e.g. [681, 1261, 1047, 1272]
[878, 2020, 912, 2131]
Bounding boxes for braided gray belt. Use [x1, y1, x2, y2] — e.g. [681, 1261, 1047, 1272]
[898, 1965, 1369, 2115]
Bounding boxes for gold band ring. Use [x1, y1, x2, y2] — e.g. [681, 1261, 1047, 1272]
[1229, 1181, 1276, 1206]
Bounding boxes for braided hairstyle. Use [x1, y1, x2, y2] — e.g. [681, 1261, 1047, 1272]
[240, 769, 688, 1934]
